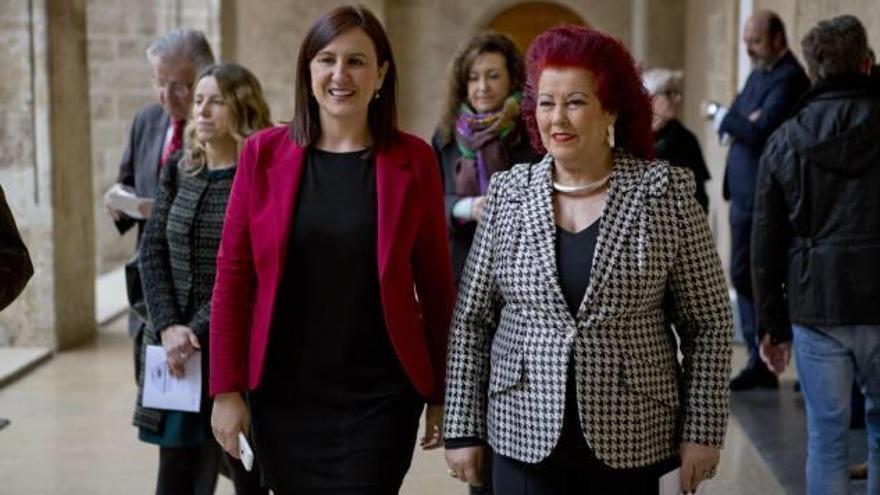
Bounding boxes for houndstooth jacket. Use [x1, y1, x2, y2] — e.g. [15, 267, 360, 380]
[443, 152, 732, 468]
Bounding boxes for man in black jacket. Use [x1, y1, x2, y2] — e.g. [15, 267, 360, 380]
[752, 15, 880, 494]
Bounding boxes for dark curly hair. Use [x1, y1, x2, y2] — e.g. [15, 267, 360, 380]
[436, 31, 526, 144]
[522, 25, 654, 159]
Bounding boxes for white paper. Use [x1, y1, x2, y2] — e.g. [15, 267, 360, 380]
[659, 467, 682, 495]
[104, 183, 154, 220]
[142, 345, 201, 413]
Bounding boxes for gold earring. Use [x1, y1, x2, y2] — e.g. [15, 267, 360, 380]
[606, 123, 615, 148]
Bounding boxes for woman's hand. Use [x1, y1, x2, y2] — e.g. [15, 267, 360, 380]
[160, 324, 200, 378]
[445, 445, 484, 487]
[420, 404, 443, 449]
[471, 196, 487, 222]
[211, 392, 250, 458]
[680, 442, 720, 493]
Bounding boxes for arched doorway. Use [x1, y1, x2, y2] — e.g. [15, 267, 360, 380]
[487, 2, 587, 55]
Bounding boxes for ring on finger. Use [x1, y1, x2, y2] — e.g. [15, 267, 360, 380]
[447, 468, 457, 478]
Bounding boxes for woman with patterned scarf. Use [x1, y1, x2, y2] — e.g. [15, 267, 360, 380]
[432, 31, 541, 287]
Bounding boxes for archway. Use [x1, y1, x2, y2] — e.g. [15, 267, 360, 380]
[486, 2, 588, 55]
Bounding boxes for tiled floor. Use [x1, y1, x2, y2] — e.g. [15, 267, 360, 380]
[0, 316, 786, 495]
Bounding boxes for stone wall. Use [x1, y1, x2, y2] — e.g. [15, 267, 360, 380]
[0, 1, 50, 346]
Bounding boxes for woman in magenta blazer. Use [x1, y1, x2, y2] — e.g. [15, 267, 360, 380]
[209, 5, 455, 494]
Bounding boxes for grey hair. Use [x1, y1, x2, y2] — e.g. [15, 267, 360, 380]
[642, 68, 683, 97]
[146, 28, 215, 74]
[801, 15, 868, 80]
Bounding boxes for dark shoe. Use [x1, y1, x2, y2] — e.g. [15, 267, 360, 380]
[849, 462, 868, 479]
[730, 367, 778, 391]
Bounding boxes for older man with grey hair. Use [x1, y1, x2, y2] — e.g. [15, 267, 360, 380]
[752, 15, 880, 495]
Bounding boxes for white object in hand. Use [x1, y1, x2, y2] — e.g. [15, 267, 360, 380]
[659, 467, 682, 495]
[104, 183, 154, 220]
[141, 345, 201, 412]
[238, 432, 254, 472]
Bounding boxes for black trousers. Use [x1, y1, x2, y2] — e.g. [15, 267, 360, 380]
[156, 444, 221, 495]
[493, 450, 678, 495]
[222, 449, 269, 495]
[492, 358, 679, 495]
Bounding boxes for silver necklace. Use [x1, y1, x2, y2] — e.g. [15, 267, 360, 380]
[552, 173, 611, 195]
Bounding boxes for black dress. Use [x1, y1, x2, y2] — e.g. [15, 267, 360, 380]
[249, 149, 423, 494]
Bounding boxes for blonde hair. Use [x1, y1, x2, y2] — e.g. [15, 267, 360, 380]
[184, 63, 272, 175]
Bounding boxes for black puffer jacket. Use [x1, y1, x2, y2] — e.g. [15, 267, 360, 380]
[752, 75, 880, 343]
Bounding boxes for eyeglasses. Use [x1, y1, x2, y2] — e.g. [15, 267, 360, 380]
[152, 79, 192, 97]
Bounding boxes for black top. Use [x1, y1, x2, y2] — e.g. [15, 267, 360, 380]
[555, 219, 600, 461]
[654, 119, 710, 213]
[262, 148, 409, 398]
[555, 221, 601, 316]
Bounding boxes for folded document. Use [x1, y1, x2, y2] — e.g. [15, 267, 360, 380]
[142, 345, 201, 413]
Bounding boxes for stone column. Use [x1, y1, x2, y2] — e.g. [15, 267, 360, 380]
[0, 0, 96, 350]
[45, 0, 97, 349]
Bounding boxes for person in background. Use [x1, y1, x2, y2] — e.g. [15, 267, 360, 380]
[753, 15, 880, 495]
[703, 10, 809, 391]
[104, 28, 215, 381]
[444, 25, 732, 494]
[643, 68, 710, 213]
[432, 31, 541, 287]
[137, 62, 272, 495]
[209, 5, 455, 494]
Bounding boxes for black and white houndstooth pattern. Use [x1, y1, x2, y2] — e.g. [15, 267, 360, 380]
[444, 151, 732, 468]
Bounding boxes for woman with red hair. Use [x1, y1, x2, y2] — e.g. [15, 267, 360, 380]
[443, 25, 732, 494]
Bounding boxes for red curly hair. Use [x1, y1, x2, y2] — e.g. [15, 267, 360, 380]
[522, 25, 654, 160]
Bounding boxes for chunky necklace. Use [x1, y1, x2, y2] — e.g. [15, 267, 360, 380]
[552, 173, 611, 195]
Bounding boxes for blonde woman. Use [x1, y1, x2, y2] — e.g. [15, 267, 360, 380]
[137, 62, 272, 495]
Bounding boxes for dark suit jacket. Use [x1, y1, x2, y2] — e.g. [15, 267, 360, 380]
[719, 51, 808, 295]
[115, 102, 169, 238]
[0, 185, 33, 311]
[210, 127, 455, 404]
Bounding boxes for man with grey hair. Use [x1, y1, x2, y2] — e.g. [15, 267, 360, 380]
[752, 15, 880, 495]
[105, 28, 214, 337]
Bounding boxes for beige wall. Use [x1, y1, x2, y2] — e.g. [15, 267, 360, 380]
[682, 0, 739, 277]
[0, 0, 95, 348]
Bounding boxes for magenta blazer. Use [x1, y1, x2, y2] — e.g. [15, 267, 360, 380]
[209, 126, 455, 403]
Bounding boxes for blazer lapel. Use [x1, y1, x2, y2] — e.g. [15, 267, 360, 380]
[148, 113, 170, 181]
[269, 143, 306, 277]
[376, 145, 411, 278]
[577, 152, 646, 319]
[522, 157, 573, 325]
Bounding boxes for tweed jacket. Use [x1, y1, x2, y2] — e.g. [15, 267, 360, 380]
[444, 152, 733, 468]
[134, 160, 235, 432]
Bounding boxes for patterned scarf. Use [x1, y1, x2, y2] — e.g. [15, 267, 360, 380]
[453, 92, 522, 196]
